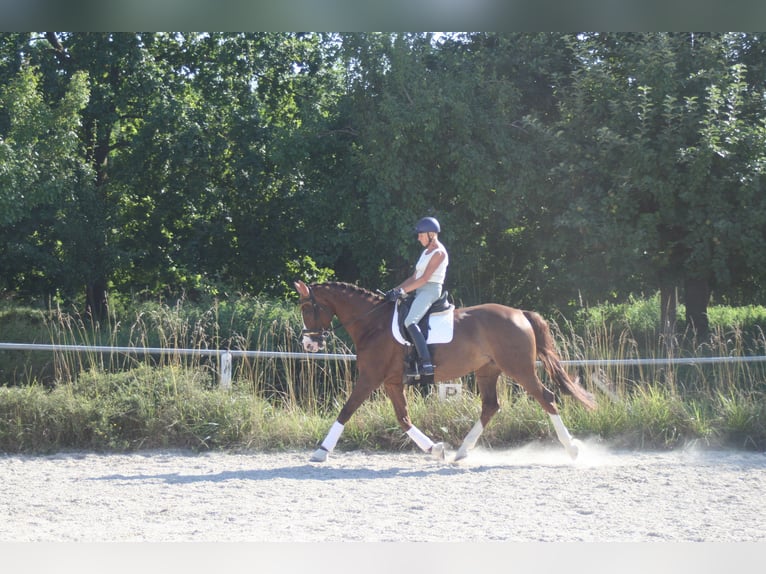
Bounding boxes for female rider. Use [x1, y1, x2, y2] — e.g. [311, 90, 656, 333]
[385, 216, 449, 382]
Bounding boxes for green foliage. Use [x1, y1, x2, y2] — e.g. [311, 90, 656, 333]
[332, 33, 575, 307]
[1, 367, 763, 454]
[0, 366, 321, 453]
[8, 33, 766, 455]
[3, 33, 766, 329]
[575, 293, 666, 336]
[573, 292, 766, 351]
[0, 63, 96, 300]
[715, 390, 766, 448]
[541, 33, 766, 314]
[0, 66, 90, 226]
[0, 305, 54, 383]
[566, 384, 720, 449]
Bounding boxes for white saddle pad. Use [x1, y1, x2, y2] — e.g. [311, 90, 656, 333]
[392, 304, 455, 345]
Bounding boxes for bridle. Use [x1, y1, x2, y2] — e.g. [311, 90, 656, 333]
[298, 285, 389, 343]
[299, 288, 335, 343]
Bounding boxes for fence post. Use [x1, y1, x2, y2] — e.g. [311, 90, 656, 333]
[219, 351, 232, 389]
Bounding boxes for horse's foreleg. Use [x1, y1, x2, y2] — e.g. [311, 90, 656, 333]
[310, 373, 378, 463]
[549, 413, 580, 460]
[384, 380, 445, 461]
[310, 420, 345, 462]
[405, 424, 445, 460]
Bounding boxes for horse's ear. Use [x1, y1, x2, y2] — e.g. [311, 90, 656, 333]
[294, 280, 310, 298]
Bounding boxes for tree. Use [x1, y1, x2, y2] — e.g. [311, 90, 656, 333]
[332, 32, 577, 309]
[31, 32, 163, 319]
[0, 62, 93, 300]
[1, 33, 344, 311]
[545, 33, 766, 338]
[4, 31, 766, 328]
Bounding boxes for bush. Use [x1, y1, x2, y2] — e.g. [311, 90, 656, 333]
[0, 306, 56, 384]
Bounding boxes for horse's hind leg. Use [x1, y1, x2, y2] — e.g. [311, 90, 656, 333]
[519, 379, 581, 459]
[524, 376, 581, 460]
[549, 412, 580, 460]
[455, 365, 501, 462]
[503, 361, 581, 460]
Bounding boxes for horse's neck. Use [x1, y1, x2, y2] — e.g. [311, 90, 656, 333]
[333, 297, 375, 327]
[317, 286, 377, 334]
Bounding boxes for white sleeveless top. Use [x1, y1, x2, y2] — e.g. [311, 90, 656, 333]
[414, 246, 449, 284]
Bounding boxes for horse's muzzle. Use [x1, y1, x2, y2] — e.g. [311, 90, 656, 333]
[301, 330, 328, 352]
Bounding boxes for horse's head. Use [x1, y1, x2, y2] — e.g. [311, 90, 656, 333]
[294, 280, 335, 352]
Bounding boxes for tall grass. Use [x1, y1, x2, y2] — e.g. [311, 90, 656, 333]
[0, 292, 765, 453]
[7, 293, 356, 410]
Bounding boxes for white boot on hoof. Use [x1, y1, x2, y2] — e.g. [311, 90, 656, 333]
[429, 442, 446, 461]
[310, 448, 329, 463]
[566, 439, 581, 460]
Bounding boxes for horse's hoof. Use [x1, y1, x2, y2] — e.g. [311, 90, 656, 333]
[310, 448, 328, 463]
[429, 442, 446, 461]
[453, 449, 468, 462]
[566, 439, 582, 460]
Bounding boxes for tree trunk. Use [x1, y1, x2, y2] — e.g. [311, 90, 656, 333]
[84, 124, 111, 324]
[684, 276, 710, 339]
[86, 277, 109, 323]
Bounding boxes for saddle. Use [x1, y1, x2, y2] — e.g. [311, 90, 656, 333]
[394, 291, 453, 344]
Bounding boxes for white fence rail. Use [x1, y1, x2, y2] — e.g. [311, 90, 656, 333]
[3, 342, 766, 387]
[0, 342, 356, 388]
[0, 342, 353, 361]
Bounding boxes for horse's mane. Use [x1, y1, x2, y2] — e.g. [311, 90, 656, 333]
[310, 281, 383, 302]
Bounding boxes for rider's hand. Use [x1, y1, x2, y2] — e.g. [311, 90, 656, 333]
[385, 288, 405, 302]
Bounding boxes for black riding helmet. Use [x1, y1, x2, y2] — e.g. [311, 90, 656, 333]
[414, 216, 440, 234]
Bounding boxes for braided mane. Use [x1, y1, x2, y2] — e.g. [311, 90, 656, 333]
[310, 281, 383, 302]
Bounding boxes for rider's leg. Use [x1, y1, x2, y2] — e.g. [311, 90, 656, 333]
[405, 323, 434, 377]
[403, 283, 441, 380]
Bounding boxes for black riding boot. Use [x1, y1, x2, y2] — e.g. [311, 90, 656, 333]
[405, 323, 434, 383]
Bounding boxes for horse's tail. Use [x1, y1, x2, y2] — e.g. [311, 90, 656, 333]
[523, 310, 597, 411]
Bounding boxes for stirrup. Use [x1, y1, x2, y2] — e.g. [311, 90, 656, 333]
[405, 362, 434, 385]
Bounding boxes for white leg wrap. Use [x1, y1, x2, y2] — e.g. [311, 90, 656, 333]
[464, 420, 485, 448]
[549, 413, 579, 460]
[320, 421, 345, 452]
[310, 421, 345, 462]
[549, 414, 572, 443]
[406, 425, 435, 452]
[455, 420, 484, 461]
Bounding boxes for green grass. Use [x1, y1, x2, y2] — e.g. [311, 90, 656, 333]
[0, 291, 765, 454]
[0, 366, 331, 453]
[1, 366, 764, 454]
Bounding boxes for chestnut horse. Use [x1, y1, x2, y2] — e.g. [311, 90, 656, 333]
[294, 280, 596, 463]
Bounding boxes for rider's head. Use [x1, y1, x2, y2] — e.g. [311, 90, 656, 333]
[414, 216, 440, 246]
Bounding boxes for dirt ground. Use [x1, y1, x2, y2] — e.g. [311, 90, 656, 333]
[1, 440, 764, 543]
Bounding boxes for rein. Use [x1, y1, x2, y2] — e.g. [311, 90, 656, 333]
[299, 286, 388, 341]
